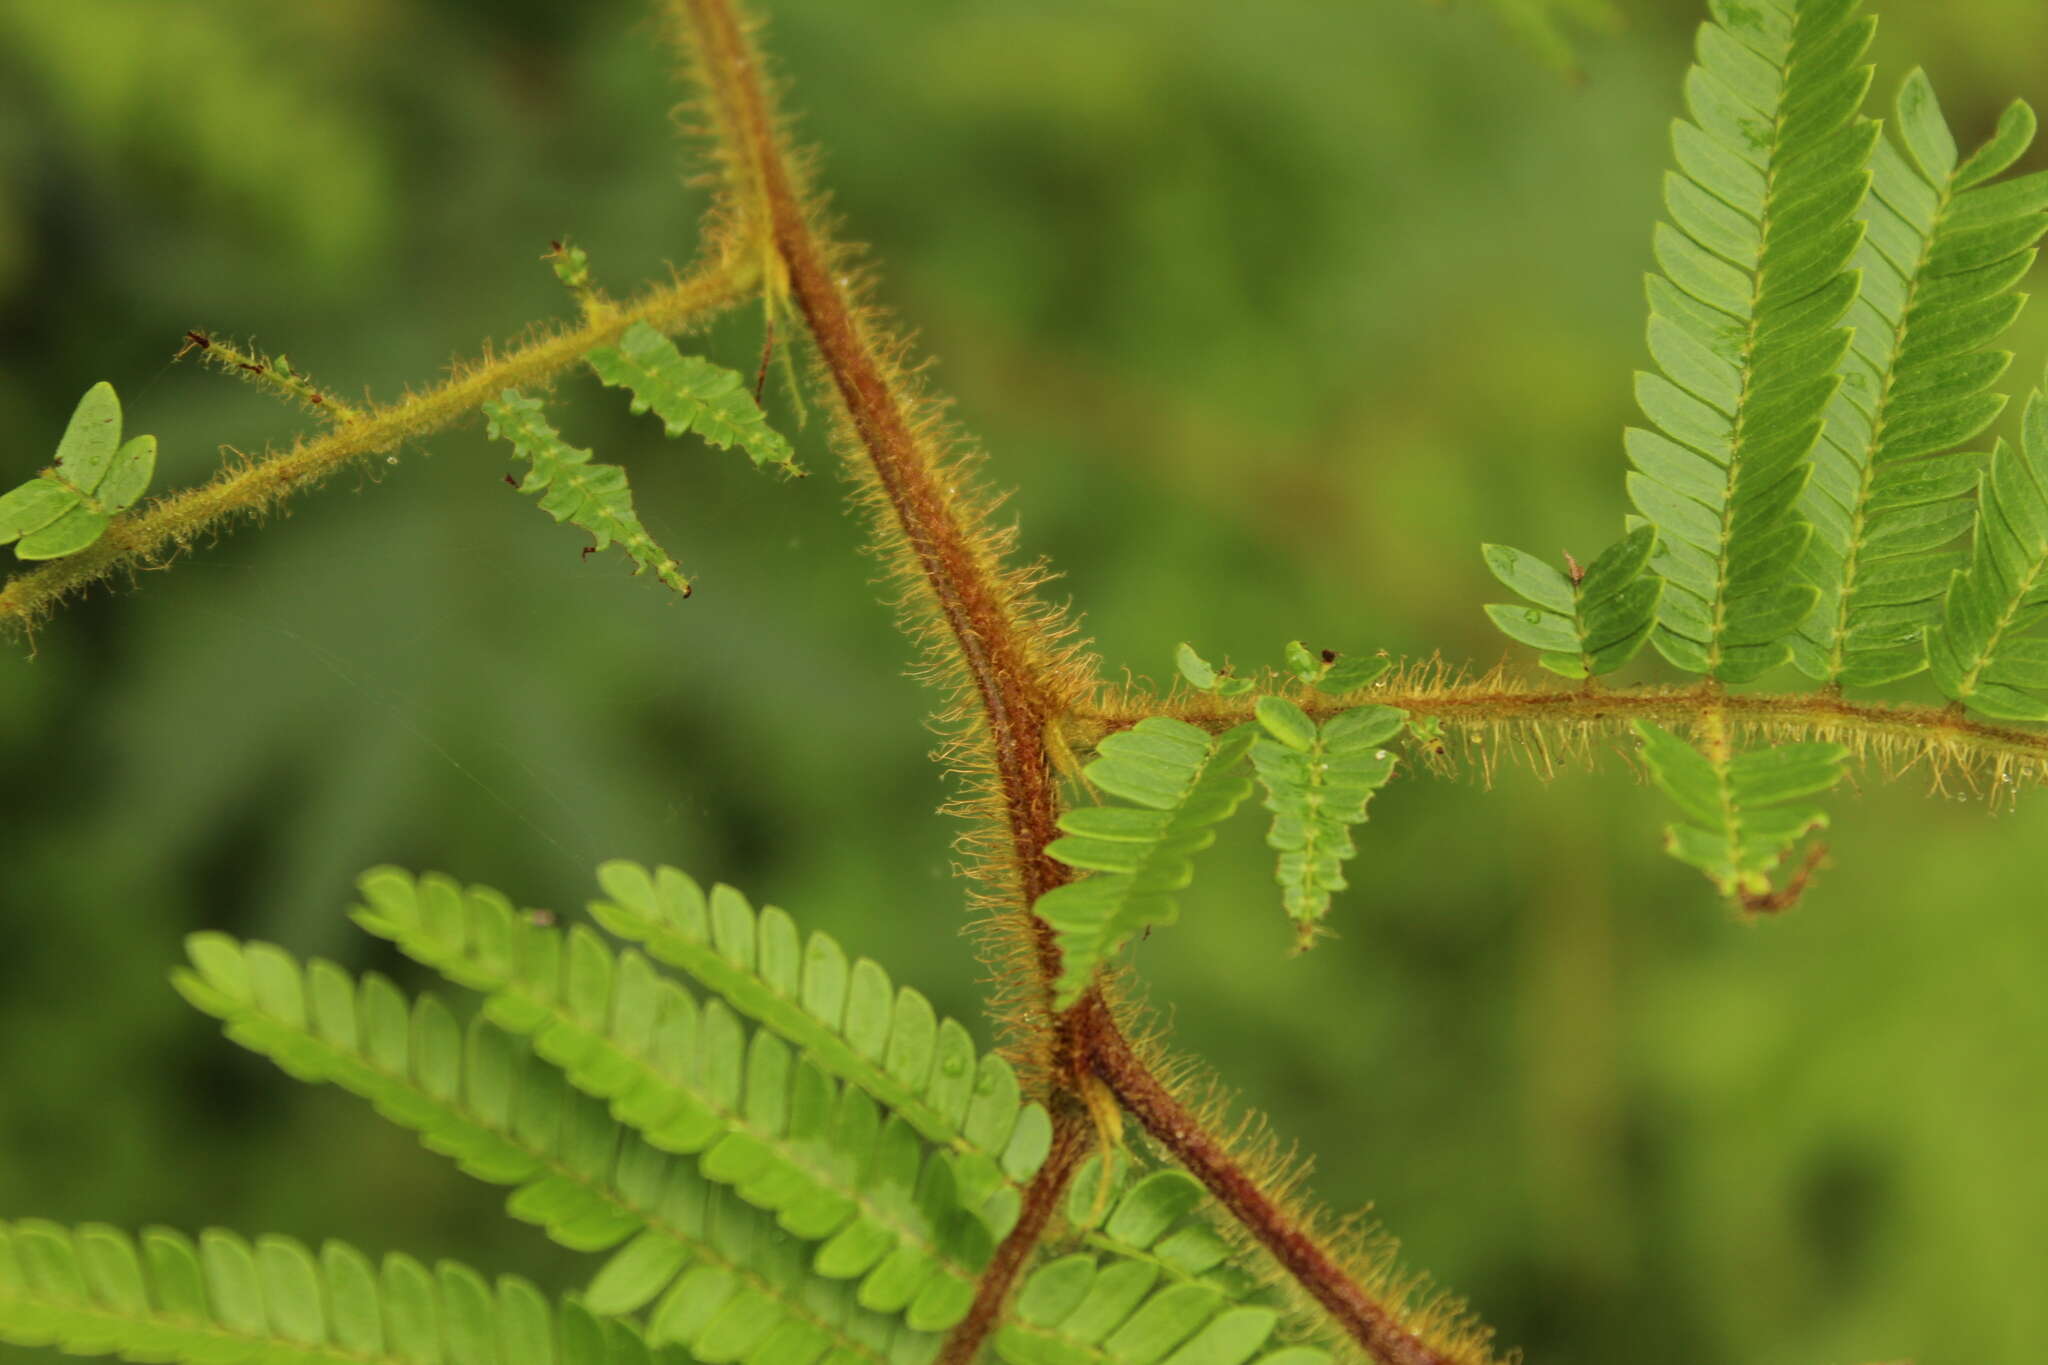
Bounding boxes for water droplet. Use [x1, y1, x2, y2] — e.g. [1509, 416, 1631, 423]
[386, 455, 399, 465]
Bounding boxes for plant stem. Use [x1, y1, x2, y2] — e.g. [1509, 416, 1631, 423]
[670, 7, 1504, 1356]
[1088, 1023, 1458, 1365]
[673, 0, 1079, 1023]
[937, 1106, 1091, 1365]
[1082, 679, 2048, 784]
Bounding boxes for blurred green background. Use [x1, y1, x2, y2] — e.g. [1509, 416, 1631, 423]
[3, 2, 2047, 1362]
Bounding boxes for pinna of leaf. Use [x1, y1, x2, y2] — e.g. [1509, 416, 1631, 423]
[1035, 716, 1259, 1008]
[1633, 719, 1848, 914]
[1792, 72, 2048, 690]
[1482, 524, 1660, 678]
[1247, 697, 1404, 948]
[0, 382, 156, 560]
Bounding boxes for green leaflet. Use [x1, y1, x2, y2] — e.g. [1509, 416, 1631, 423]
[587, 321, 800, 473]
[1930, 378, 2048, 720]
[0, 381, 156, 560]
[1175, 642, 1256, 696]
[1035, 718, 1259, 1007]
[1629, 0, 1874, 683]
[1065, 1163, 1257, 1303]
[1481, 526, 1661, 677]
[585, 860, 1038, 1160]
[1795, 73, 2048, 687]
[171, 935, 929, 1364]
[352, 867, 1049, 1334]
[1248, 700, 1405, 947]
[483, 389, 692, 594]
[1633, 720, 1848, 907]
[0, 1221, 656, 1365]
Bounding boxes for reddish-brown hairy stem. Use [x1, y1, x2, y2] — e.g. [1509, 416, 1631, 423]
[676, 3, 1480, 1356]
[1089, 1023, 1458, 1365]
[675, 0, 1077, 1018]
[937, 1106, 1092, 1365]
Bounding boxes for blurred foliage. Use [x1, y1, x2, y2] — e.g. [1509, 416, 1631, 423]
[1467, 0, 1623, 77]
[2, 2, 2047, 1363]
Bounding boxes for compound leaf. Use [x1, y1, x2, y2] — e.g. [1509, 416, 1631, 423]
[170, 934, 927, 1363]
[2, 383, 157, 561]
[1248, 701, 1405, 947]
[1035, 718, 1258, 1006]
[1795, 73, 2048, 686]
[353, 867, 1047, 1334]
[1634, 720, 1847, 907]
[1630, 0, 1875, 682]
